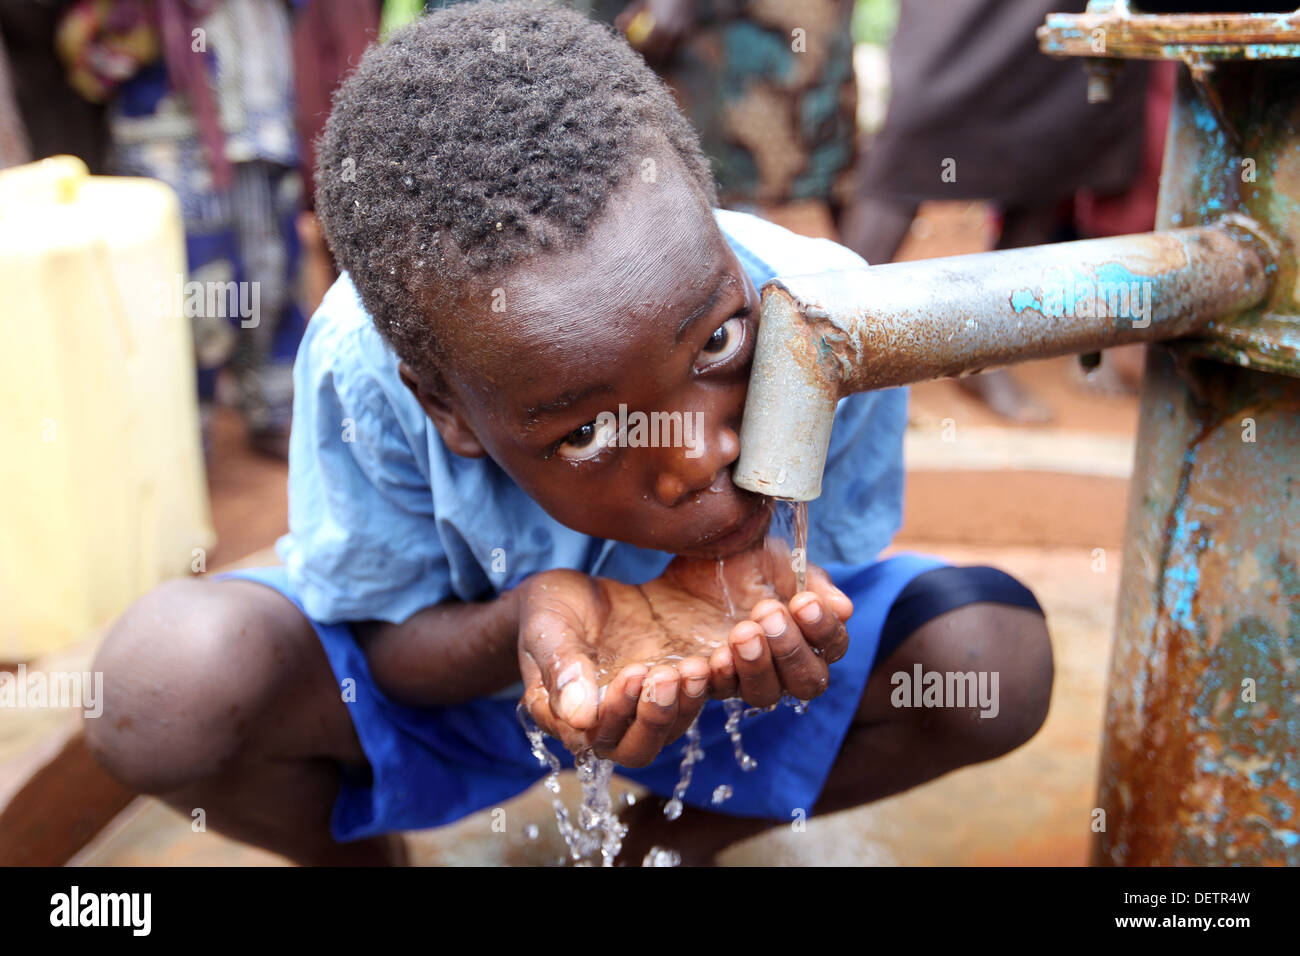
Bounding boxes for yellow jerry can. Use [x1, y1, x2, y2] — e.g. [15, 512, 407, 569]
[0, 156, 214, 659]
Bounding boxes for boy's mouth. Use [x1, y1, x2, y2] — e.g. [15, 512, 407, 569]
[687, 494, 773, 558]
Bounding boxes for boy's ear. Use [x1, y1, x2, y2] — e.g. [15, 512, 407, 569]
[398, 361, 487, 458]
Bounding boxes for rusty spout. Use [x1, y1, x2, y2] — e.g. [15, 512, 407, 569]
[734, 224, 1270, 501]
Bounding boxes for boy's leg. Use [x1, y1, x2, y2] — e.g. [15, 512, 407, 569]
[85, 578, 402, 866]
[815, 598, 1053, 814]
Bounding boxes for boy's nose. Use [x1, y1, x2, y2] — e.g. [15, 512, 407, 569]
[652, 425, 741, 507]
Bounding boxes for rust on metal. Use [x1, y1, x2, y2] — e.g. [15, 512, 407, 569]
[1038, 6, 1300, 62]
[1096, 347, 1300, 866]
[1072, 23, 1300, 867]
[778, 225, 1267, 395]
[1155, 59, 1300, 378]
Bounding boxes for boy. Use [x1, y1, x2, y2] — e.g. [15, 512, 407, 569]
[87, 2, 1053, 866]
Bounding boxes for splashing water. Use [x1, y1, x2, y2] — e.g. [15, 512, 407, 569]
[663, 718, 704, 821]
[573, 748, 628, 865]
[711, 784, 733, 806]
[767, 498, 810, 594]
[643, 846, 682, 867]
[791, 500, 809, 593]
[517, 703, 626, 866]
[722, 697, 759, 772]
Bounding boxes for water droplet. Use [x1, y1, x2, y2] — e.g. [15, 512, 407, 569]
[715, 559, 737, 618]
[642, 846, 681, 867]
[663, 718, 703, 820]
[723, 698, 758, 772]
[711, 784, 733, 805]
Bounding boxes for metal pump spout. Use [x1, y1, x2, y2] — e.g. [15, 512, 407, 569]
[732, 224, 1271, 501]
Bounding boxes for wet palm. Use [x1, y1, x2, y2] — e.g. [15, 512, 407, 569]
[590, 540, 797, 684]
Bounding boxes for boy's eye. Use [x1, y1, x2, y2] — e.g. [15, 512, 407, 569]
[695, 316, 746, 370]
[556, 416, 618, 462]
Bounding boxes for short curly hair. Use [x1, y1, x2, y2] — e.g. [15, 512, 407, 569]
[315, 0, 718, 383]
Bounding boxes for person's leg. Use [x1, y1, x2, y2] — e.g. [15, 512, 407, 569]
[816, 599, 1053, 814]
[951, 201, 1069, 422]
[229, 160, 297, 458]
[1076, 342, 1145, 395]
[837, 194, 920, 266]
[84, 577, 403, 865]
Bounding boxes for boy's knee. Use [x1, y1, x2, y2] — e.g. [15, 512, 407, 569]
[902, 602, 1054, 763]
[86, 578, 300, 794]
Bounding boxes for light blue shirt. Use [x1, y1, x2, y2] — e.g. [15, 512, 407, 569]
[277, 210, 907, 625]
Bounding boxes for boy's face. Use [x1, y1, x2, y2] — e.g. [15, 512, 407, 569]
[404, 150, 772, 559]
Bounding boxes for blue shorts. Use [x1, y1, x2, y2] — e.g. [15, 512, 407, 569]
[223, 553, 1040, 842]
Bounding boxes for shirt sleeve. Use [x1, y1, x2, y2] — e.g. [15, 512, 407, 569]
[276, 282, 455, 625]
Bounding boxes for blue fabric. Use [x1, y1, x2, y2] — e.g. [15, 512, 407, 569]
[276, 209, 908, 625]
[223, 553, 945, 841]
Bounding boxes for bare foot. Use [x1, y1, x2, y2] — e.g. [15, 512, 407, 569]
[249, 424, 291, 461]
[1073, 345, 1145, 396]
[956, 370, 1052, 424]
[613, 792, 775, 866]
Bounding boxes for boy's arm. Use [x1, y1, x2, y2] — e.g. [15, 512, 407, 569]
[353, 588, 522, 708]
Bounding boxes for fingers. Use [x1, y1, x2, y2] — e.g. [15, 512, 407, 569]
[728, 619, 782, 708]
[751, 599, 829, 701]
[668, 656, 711, 740]
[589, 665, 646, 755]
[520, 605, 600, 730]
[605, 665, 690, 768]
[795, 570, 854, 664]
[587, 656, 709, 764]
[723, 577, 850, 707]
[708, 646, 739, 699]
[787, 594, 845, 664]
[522, 682, 589, 755]
[805, 567, 855, 623]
